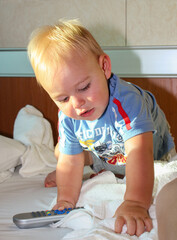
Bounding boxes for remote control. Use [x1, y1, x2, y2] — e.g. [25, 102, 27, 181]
[13, 208, 82, 229]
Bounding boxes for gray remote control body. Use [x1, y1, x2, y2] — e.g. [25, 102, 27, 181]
[13, 208, 80, 229]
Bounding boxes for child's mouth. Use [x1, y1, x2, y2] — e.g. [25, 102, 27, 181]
[80, 108, 94, 117]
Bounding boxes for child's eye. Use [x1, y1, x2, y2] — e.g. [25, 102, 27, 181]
[79, 83, 90, 92]
[59, 97, 69, 103]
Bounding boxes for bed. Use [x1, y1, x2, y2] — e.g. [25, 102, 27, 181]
[0, 47, 177, 240]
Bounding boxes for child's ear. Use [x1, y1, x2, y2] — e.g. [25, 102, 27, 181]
[99, 54, 112, 79]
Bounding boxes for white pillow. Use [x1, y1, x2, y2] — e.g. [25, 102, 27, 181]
[0, 135, 26, 173]
[13, 105, 54, 149]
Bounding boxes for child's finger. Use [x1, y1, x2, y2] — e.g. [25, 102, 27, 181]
[114, 216, 125, 233]
[52, 201, 74, 210]
[126, 217, 136, 236]
[52, 203, 61, 210]
[144, 217, 153, 232]
[136, 218, 146, 236]
[45, 180, 57, 188]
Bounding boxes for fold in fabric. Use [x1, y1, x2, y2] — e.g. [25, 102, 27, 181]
[51, 158, 177, 240]
[13, 105, 57, 177]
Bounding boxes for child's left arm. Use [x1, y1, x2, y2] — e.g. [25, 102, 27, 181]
[114, 132, 154, 236]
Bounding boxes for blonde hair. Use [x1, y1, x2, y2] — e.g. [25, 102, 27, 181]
[27, 19, 104, 85]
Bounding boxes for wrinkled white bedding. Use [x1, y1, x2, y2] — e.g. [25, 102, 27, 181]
[1, 159, 177, 240]
[0, 166, 71, 240]
[0, 105, 56, 183]
[50, 159, 177, 240]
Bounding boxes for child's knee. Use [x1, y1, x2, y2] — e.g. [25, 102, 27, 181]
[156, 179, 176, 213]
[157, 178, 177, 205]
[156, 178, 177, 238]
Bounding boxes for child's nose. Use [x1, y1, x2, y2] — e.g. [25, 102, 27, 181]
[71, 96, 85, 109]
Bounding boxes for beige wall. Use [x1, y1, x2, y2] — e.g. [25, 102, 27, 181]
[127, 0, 177, 46]
[0, 0, 177, 48]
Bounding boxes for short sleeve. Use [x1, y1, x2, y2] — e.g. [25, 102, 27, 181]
[111, 80, 155, 142]
[58, 112, 83, 155]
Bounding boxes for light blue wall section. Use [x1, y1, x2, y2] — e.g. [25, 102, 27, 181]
[1, 47, 177, 77]
[107, 47, 177, 77]
[0, 49, 34, 77]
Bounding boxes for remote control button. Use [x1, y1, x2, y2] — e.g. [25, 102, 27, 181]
[41, 211, 46, 216]
[46, 211, 52, 216]
[32, 212, 36, 217]
[54, 210, 65, 215]
[36, 211, 42, 217]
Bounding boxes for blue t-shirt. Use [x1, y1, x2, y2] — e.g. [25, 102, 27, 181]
[59, 74, 174, 164]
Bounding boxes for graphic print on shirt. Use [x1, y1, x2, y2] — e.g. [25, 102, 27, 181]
[78, 105, 129, 166]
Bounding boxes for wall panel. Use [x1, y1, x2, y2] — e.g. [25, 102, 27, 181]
[127, 0, 177, 46]
[0, 0, 125, 48]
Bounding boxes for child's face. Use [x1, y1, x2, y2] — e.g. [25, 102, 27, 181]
[43, 51, 111, 121]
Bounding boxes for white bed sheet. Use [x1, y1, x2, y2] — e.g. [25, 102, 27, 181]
[1, 158, 177, 240]
[0, 166, 71, 240]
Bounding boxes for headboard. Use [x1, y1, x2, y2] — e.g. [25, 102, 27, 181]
[0, 47, 177, 147]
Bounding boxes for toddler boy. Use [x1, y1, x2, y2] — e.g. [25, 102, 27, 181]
[28, 20, 175, 236]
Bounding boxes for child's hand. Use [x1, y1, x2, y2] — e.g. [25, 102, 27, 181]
[114, 200, 153, 236]
[52, 200, 75, 210]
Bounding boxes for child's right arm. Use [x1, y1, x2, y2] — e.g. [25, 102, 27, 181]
[52, 151, 85, 210]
